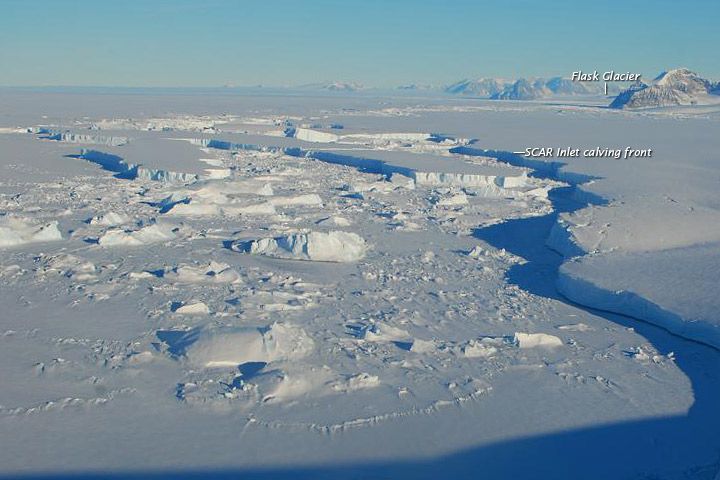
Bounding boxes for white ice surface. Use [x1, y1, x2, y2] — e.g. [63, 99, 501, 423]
[0, 89, 719, 480]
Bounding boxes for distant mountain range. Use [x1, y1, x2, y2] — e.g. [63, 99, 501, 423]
[445, 78, 508, 97]
[297, 81, 365, 92]
[443, 69, 720, 108]
[297, 77, 610, 97]
[609, 68, 720, 109]
[291, 69, 719, 109]
[444, 76, 617, 99]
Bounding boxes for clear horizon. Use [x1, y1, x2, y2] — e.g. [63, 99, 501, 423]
[1, 0, 719, 88]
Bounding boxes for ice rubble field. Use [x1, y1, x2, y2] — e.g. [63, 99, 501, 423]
[0, 91, 719, 479]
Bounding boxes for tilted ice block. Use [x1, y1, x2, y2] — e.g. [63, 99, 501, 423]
[285, 127, 339, 143]
[134, 167, 199, 183]
[0, 216, 63, 248]
[79, 149, 199, 183]
[233, 231, 367, 263]
[44, 132, 129, 146]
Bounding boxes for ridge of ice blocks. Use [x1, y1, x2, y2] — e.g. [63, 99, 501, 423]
[433, 190, 469, 206]
[361, 322, 412, 343]
[167, 323, 314, 368]
[97, 224, 178, 247]
[88, 212, 131, 227]
[0, 216, 62, 248]
[159, 181, 320, 217]
[233, 231, 367, 262]
[467, 245, 527, 265]
[89, 115, 229, 132]
[164, 261, 242, 284]
[463, 339, 501, 358]
[159, 180, 278, 216]
[164, 201, 276, 217]
[37, 254, 97, 280]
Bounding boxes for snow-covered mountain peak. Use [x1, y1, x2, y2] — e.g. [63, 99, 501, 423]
[446, 76, 610, 99]
[610, 68, 718, 109]
[654, 68, 710, 94]
[444, 78, 509, 96]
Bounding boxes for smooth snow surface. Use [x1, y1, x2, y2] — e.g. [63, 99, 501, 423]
[558, 245, 720, 349]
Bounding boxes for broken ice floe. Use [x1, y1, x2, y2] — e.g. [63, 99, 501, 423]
[432, 190, 469, 206]
[35, 254, 97, 281]
[466, 245, 527, 265]
[41, 131, 129, 146]
[513, 332, 563, 349]
[78, 150, 200, 184]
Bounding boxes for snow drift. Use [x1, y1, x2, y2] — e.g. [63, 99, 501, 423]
[97, 224, 178, 247]
[164, 261, 242, 284]
[165, 323, 314, 368]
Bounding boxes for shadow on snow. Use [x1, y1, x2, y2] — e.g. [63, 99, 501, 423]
[6, 153, 720, 480]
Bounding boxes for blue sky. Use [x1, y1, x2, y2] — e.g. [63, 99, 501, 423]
[1, 0, 718, 87]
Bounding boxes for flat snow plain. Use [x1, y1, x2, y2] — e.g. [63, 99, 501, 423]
[0, 89, 719, 479]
